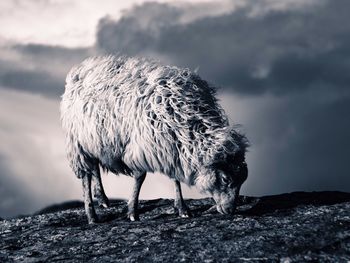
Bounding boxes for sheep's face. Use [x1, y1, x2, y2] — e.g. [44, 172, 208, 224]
[208, 152, 248, 214]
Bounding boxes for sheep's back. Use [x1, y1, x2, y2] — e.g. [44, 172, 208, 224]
[61, 55, 230, 179]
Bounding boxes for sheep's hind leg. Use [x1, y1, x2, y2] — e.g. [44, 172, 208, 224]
[92, 166, 110, 208]
[174, 180, 192, 218]
[82, 173, 98, 224]
[127, 172, 146, 221]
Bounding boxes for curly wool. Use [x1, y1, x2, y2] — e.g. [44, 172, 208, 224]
[60, 55, 248, 187]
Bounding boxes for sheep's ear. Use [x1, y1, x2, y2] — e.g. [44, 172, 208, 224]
[224, 139, 239, 155]
[227, 126, 250, 153]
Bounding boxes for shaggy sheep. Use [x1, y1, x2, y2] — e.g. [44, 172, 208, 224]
[60, 55, 249, 223]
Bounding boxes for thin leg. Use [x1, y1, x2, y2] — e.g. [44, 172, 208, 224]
[174, 180, 192, 218]
[82, 173, 98, 224]
[127, 172, 146, 221]
[92, 167, 110, 208]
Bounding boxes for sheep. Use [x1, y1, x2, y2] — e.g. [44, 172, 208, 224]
[60, 55, 249, 223]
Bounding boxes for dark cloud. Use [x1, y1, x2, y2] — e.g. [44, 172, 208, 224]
[13, 44, 91, 73]
[242, 92, 350, 194]
[0, 68, 63, 97]
[97, 2, 182, 55]
[282, 97, 350, 190]
[0, 44, 91, 97]
[5, 0, 350, 97]
[14, 44, 89, 58]
[96, 0, 350, 95]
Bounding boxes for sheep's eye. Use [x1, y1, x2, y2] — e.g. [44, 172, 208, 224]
[220, 172, 230, 185]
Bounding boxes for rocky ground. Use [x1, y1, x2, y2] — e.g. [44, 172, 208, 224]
[1, 191, 349, 262]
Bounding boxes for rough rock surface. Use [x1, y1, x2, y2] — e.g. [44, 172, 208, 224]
[1, 191, 349, 262]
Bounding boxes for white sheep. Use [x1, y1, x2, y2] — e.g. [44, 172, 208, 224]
[60, 55, 249, 223]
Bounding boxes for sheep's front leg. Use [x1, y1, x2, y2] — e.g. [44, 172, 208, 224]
[82, 173, 98, 224]
[92, 167, 110, 208]
[174, 180, 192, 218]
[127, 172, 146, 221]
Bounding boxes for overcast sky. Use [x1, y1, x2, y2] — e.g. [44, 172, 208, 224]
[0, 0, 349, 218]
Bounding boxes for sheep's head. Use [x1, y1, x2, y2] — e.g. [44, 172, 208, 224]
[212, 150, 248, 214]
[196, 150, 248, 215]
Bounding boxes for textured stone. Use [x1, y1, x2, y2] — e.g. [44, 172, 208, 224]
[0, 192, 349, 262]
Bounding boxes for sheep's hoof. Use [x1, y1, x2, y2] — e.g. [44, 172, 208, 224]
[180, 211, 191, 218]
[127, 212, 140, 222]
[87, 215, 98, 224]
[88, 219, 97, 224]
[176, 205, 192, 218]
[99, 200, 110, 208]
[96, 195, 110, 208]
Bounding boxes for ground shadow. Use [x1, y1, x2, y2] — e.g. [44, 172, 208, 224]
[239, 191, 350, 216]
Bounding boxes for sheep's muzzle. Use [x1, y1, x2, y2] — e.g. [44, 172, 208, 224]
[213, 187, 240, 215]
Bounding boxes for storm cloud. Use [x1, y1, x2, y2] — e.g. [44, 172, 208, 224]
[0, 44, 91, 97]
[97, 0, 350, 95]
[4, 0, 350, 97]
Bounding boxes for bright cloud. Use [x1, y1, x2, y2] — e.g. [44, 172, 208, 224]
[0, 0, 238, 47]
[0, 0, 161, 47]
